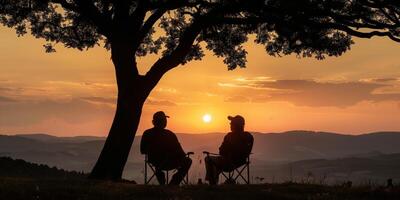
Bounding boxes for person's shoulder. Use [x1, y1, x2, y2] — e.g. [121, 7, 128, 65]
[143, 128, 155, 135]
[164, 129, 176, 136]
[244, 131, 254, 139]
[244, 131, 252, 136]
[224, 132, 234, 138]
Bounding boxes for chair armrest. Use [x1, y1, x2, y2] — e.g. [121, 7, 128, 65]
[202, 151, 219, 156]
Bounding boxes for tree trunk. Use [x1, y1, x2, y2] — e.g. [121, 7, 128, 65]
[89, 41, 150, 180]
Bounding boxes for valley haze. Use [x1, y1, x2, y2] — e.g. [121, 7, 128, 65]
[1, 131, 400, 184]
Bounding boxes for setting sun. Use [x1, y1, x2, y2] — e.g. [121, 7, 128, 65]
[202, 114, 212, 123]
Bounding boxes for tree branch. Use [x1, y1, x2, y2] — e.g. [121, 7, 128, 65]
[49, 0, 78, 11]
[133, 9, 167, 51]
[144, 18, 203, 90]
[146, 0, 214, 11]
[332, 24, 400, 42]
[74, 1, 112, 37]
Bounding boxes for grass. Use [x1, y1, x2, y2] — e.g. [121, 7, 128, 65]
[1, 177, 400, 200]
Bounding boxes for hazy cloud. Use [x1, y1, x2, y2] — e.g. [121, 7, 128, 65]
[146, 99, 177, 106]
[224, 95, 250, 103]
[0, 86, 24, 93]
[155, 87, 178, 94]
[219, 78, 400, 107]
[0, 96, 17, 103]
[81, 96, 116, 104]
[0, 99, 113, 126]
[0, 87, 12, 91]
[362, 78, 399, 83]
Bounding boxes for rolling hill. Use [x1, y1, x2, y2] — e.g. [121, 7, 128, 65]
[1, 131, 400, 183]
[0, 156, 85, 179]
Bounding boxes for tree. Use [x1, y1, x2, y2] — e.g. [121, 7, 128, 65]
[1, 0, 399, 180]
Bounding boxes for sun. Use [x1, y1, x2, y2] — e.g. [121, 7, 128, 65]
[202, 114, 212, 123]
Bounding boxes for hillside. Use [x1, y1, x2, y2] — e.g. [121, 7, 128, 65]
[1, 131, 400, 183]
[0, 157, 85, 179]
[1, 156, 399, 200]
[259, 153, 400, 184]
[15, 134, 106, 143]
[1, 179, 399, 200]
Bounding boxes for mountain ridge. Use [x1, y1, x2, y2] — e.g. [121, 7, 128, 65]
[3, 130, 400, 139]
[1, 131, 400, 183]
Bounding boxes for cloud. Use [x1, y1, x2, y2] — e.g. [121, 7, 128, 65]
[224, 95, 250, 103]
[361, 78, 399, 83]
[0, 96, 17, 103]
[81, 96, 116, 104]
[155, 87, 178, 94]
[0, 86, 24, 93]
[146, 98, 177, 106]
[82, 96, 177, 106]
[0, 99, 114, 126]
[46, 81, 115, 88]
[373, 78, 398, 82]
[0, 87, 12, 91]
[219, 78, 400, 107]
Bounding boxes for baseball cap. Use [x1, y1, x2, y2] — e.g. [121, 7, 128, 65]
[228, 115, 245, 125]
[153, 111, 170, 120]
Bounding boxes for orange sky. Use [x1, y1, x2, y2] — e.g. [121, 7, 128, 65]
[1, 26, 400, 136]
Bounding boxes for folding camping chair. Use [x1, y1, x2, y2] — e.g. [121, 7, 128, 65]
[144, 152, 194, 185]
[203, 151, 251, 184]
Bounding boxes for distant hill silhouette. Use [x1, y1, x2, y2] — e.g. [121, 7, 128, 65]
[16, 133, 106, 143]
[261, 153, 400, 184]
[1, 131, 400, 183]
[0, 156, 85, 179]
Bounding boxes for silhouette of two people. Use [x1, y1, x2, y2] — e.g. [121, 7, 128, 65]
[140, 111, 192, 185]
[141, 111, 253, 185]
[204, 115, 254, 185]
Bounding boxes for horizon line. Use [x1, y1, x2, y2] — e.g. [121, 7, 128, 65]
[2, 130, 400, 138]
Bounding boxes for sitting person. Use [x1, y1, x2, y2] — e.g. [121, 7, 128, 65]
[140, 111, 192, 185]
[204, 115, 254, 185]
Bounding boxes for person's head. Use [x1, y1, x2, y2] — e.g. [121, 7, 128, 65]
[152, 111, 169, 129]
[228, 115, 245, 132]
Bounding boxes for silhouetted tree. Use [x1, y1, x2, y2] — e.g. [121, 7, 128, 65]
[1, 0, 399, 180]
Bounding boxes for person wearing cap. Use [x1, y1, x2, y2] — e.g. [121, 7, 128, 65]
[204, 115, 254, 185]
[140, 111, 192, 185]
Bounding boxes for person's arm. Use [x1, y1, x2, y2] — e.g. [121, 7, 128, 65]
[140, 132, 148, 155]
[219, 134, 230, 156]
[172, 133, 186, 157]
[245, 134, 254, 156]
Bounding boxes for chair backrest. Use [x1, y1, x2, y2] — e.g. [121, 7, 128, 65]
[224, 132, 253, 165]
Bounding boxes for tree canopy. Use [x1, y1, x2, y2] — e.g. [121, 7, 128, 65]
[2, 0, 399, 71]
[3, 0, 400, 180]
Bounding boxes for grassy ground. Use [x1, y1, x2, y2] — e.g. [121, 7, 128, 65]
[1, 177, 400, 200]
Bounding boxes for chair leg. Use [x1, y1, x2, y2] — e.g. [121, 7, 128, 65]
[233, 166, 247, 183]
[145, 162, 158, 185]
[166, 170, 169, 184]
[247, 163, 250, 184]
[144, 161, 148, 184]
[186, 171, 189, 184]
[221, 172, 229, 180]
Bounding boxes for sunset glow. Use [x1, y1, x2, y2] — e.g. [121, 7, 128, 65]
[1, 26, 400, 136]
